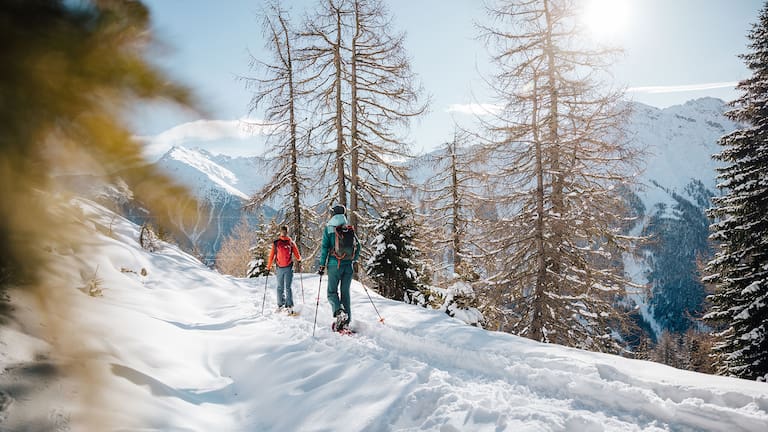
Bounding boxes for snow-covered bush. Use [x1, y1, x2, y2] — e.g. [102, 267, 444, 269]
[409, 280, 484, 327]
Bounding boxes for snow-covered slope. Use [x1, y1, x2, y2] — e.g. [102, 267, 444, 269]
[630, 97, 737, 213]
[1, 199, 766, 431]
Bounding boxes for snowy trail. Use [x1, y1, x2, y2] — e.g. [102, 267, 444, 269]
[224, 274, 768, 432]
[3, 200, 766, 431]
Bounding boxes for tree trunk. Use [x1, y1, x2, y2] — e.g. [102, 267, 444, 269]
[349, 0, 361, 227]
[450, 137, 461, 268]
[334, 4, 347, 207]
[531, 76, 547, 342]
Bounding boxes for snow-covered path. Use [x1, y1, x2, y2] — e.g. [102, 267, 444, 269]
[190, 275, 768, 432]
[2, 201, 767, 431]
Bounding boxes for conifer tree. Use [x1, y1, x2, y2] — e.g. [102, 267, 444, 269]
[704, 2, 768, 381]
[246, 217, 281, 278]
[419, 130, 482, 282]
[300, 0, 426, 225]
[476, 0, 641, 353]
[299, 0, 350, 207]
[366, 207, 421, 301]
[242, 1, 314, 253]
[652, 332, 684, 369]
[347, 0, 427, 227]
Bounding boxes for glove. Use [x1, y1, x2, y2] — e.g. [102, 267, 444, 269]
[295, 261, 302, 272]
[318, 266, 325, 276]
[352, 261, 359, 274]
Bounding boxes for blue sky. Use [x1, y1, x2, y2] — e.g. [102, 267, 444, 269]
[136, 0, 764, 157]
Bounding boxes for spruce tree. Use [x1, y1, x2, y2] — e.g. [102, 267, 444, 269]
[366, 207, 420, 301]
[246, 217, 280, 279]
[704, 2, 768, 381]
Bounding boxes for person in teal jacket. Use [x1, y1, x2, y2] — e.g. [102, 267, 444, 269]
[318, 204, 361, 331]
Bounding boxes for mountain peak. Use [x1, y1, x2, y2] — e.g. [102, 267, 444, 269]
[665, 97, 728, 118]
[157, 145, 249, 200]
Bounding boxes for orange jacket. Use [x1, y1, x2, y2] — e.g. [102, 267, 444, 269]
[267, 235, 301, 270]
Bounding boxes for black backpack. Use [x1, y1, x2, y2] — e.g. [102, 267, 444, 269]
[332, 225, 357, 260]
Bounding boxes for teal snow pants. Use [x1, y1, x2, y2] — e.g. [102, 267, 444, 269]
[326, 260, 353, 325]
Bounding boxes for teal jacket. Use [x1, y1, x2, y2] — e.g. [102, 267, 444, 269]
[319, 214, 361, 267]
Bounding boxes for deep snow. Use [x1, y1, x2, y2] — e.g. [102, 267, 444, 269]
[1, 199, 767, 431]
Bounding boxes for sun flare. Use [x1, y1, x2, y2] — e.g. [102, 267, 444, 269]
[581, 0, 631, 41]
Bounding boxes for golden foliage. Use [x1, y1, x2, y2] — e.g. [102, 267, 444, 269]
[0, 0, 201, 428]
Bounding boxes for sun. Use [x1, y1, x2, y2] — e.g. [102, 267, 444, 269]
[581, 0, 631, 41]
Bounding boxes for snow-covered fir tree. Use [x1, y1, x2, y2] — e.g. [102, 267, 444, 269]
[246, 217, 281, 279]
[704, 2, 768, 381]
[366, 207, 421, 302]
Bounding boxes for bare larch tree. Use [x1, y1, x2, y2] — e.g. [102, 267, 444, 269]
[477, 0, 642, 353]
[242, 1, 312, 251]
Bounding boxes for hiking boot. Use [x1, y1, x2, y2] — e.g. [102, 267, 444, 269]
[334, 310, 348, 332]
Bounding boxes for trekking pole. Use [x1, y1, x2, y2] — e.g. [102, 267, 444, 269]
[261, 271, 269, 315]
[312, 273, 323, 336]
[358, 264, 385, 323]
[299, 264, 305, 304]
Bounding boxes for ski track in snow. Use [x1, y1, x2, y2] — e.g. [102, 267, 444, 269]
[2, 200, 767, 432]
[131, 272, 766, 432]
[228, 288, 768, 432]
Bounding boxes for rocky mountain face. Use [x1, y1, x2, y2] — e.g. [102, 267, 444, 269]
[621, 97, 739, 337]
[148, 146, 276, 264]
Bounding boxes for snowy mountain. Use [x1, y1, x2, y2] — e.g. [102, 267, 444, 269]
[154, 146, 270, 202]
[149, 98, 735, 335]
[629, 97, 734, 214]
[624, 98, 740, 336]
[1, 198, 766, 431]
[120, 146, 274, 263]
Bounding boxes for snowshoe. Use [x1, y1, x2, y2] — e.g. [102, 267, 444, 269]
[331, 310, 353, 334]
[331, 321, 355, 335]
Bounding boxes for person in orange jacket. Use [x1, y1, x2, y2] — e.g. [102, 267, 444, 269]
[267, 225, 302, 314]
